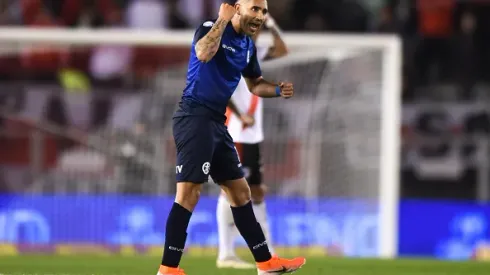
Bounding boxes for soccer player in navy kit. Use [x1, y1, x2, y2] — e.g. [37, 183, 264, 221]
[157, 1, 305, 275]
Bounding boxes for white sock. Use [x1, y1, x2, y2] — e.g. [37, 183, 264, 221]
[253, 201, 275, 255]
[217, 195, 238, 260]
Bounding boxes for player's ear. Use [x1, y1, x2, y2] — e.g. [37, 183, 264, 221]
[235, 3, 241, 15]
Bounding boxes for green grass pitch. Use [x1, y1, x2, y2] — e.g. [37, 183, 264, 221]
[0, 255, 489, 275]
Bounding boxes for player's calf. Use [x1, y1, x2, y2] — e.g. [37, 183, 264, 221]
[159, 182, 203, 274]
[219, 178, 271, 263]
[250, 184, 275, 255]
[216, 191, 255, 269]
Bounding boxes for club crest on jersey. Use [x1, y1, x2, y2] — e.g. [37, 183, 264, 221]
[203, 21, 214, 27]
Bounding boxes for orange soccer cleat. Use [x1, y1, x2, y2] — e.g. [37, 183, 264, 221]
[256, 255, 306, 274]
[157, 265, 186, 275]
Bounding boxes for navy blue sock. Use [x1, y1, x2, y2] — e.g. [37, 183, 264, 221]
[231, 201, 272, 262]
[161, 203, 192, 267]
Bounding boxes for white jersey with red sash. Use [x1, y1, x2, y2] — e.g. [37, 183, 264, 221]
[225, 45, 269, 144]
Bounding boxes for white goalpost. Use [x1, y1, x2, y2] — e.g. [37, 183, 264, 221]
[0, 27, 401, 258]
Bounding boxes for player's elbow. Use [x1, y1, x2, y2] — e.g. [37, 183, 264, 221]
[196, 51, 211, 62]
[249, 86, 260, 96]
[282, 47, 290, 56]
[273, 47, 289, 59]
[195, 47, 215, 63]
[244, 77, 260, 91]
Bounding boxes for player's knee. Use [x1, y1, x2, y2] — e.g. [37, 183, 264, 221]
[229, 186, 251, 207]
[250, 185, 266, 203]
[175, 182, 202, 211]
[220, 179, 251, 207]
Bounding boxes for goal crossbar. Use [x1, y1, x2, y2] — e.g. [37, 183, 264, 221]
[0, 27, 399, 49]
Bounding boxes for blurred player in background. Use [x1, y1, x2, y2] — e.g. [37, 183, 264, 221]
[216, 13, 288, 269]
[157, 1, 305, 275]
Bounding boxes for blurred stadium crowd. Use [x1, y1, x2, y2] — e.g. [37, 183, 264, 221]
[0, 0, 490, 201]
[1, 0, 490, 99]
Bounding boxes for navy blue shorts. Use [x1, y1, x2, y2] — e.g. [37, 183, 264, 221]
[173, 115, 244, 184]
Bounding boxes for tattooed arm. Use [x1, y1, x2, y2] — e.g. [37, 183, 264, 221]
[194, 4, 236, 62]
[195, 18, 229, 62]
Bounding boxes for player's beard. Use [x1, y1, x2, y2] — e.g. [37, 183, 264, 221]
[241, 16, 262, 36]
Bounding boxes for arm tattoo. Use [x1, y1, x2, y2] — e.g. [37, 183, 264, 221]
[195, 18, 229, 61]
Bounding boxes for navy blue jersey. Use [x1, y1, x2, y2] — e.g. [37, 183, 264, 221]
[174, 20, 262, 121]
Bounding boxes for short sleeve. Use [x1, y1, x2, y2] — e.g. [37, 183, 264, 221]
[193, 21, 214, 43]
[242, 46, 262, 79]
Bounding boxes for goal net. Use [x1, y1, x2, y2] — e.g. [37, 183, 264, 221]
[0, 28, 401, 258]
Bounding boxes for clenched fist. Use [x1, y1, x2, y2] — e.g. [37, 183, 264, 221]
[279, 82, 294, 98]
[219, 3, 237, 22]
[265, 14, 277, 29]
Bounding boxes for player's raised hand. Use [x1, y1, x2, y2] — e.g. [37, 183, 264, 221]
[265, 14, 277, 29]
[279, 82, 294, 98]
[219, 3, 237, 22]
